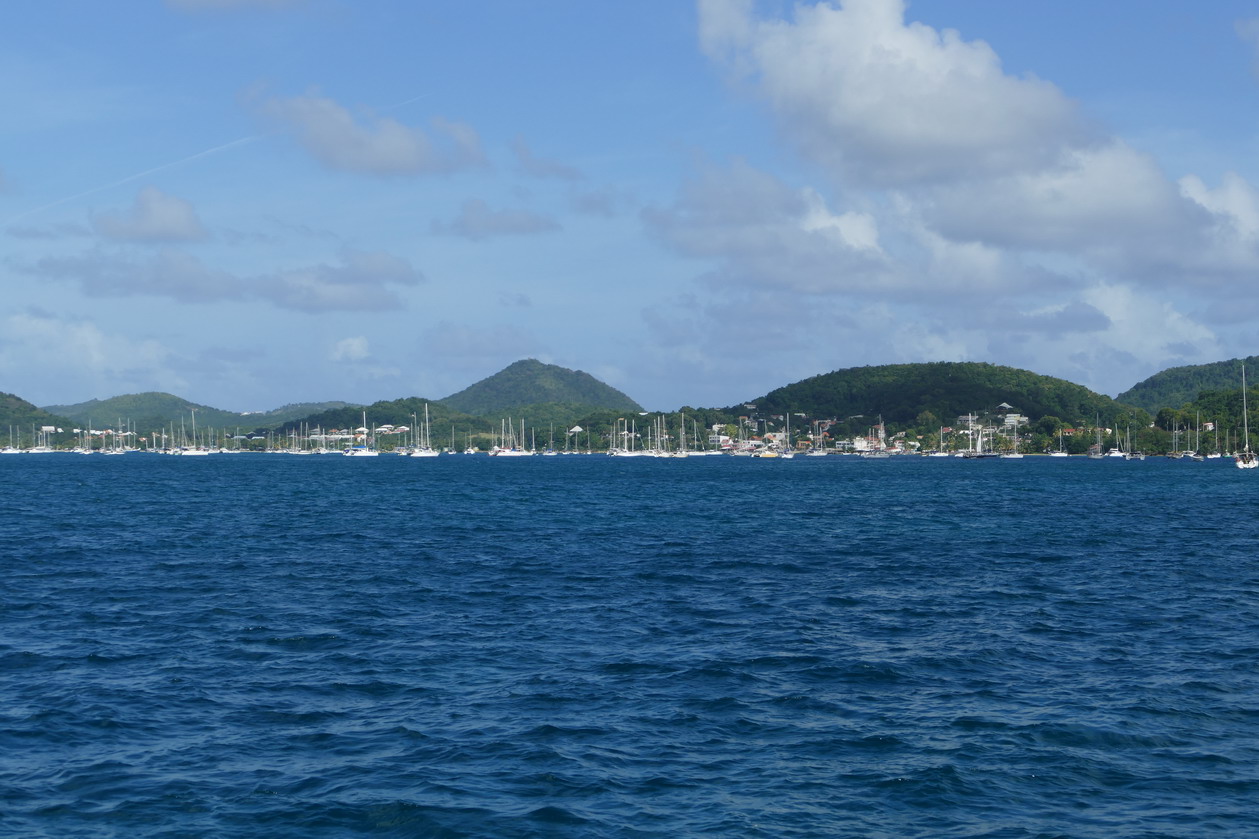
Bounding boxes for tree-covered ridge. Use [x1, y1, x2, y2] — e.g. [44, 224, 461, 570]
[292, 397, 484, 435]
[1, 392, 74, 435]
[734, 362, 1137, 427]
[441, 359, 643, 416]
[43, 392, 355, 432]
[1116, 356, 1259, 413]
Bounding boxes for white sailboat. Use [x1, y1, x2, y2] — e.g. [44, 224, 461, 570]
[409, 404, 439, 457]
[1048, 427, 1069, 457]
[344, 411, 379, 456]
[177, 409, 211, 455]
[1237, 364, 1256, 469]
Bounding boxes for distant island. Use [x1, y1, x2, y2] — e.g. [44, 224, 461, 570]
[1, 357, 1255, 457]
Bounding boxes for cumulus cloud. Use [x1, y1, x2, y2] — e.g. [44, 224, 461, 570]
[259, 90, 485, 175]
[700, 0, 1092, 188]
[921, 141, 1203, 257]
[330, 336, 370, 362]
[25, 248, 423, 312]
[92, 186, 208, 242]
[644, 159, 897, 295]
[0, 310, 185, 401]
[433, 198, 560, 240]
[695, 0, 1259, 291]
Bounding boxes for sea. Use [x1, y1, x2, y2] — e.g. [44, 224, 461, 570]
[2, 453, 1256, 838]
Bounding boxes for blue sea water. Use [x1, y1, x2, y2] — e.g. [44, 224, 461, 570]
[1, 453, 1257, 838]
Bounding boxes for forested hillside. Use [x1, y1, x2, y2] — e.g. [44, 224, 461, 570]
[1117, 356, 1259, 412]
[44, 392, 354, 433]
[442, 359, 642, 416]
[736, 362, 1138, 427]
[1, 393, 74, 443]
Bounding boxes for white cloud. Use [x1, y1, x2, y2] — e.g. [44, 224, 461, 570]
[700, 0, 1091, 187]
[260, 90, 486, 175]
[325, 335, 400, 382]
[433, 198, 560, 240]
[330, 336, 369, 362]
[643, 159, 896, 295]
[683, 0, 1259, 379]
[92, 186, 208, 242]
[923, 141, 1198, 253]
[0, 310, 185, 402]
[1181, 171, 1259, 241]
[694, 0, 1259, 292]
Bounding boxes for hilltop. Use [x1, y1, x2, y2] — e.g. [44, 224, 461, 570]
[43, 392, 355, 433]
[441, 359, 642, 416]
[1117, 356, 1259, 413]
[734, 362, 1139, 427]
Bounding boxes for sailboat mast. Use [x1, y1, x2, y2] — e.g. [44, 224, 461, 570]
[1244, 364, 1251, 454]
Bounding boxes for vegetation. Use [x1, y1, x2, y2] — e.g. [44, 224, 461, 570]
[733, 362, 1139, 431]
[441, 359, 643, 416]
[43, 392, 354, 434]
[15, 357, 1259, 455]
[292, 397, 488, 436]
[1117, 356, 1259, 413]
[0, 393, 75, 445]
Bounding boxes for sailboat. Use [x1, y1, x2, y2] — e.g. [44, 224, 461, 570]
[1237, 364, 1256, 469]
[344, 411, 379, 456]
[1049, 427, 1069, 457]
[1086, 415, 1104, 459]
[1123, 426, 1145, 460]
[409, 404, 439, 457]
[178, 409, 212, 455]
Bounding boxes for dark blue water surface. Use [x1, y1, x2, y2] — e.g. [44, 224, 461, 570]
[2, 454, 1257, 837]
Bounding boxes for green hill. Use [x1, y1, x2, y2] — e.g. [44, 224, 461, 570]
[1116, 356, 1259, 413]
[43, 392, 354, 433]
[735, 362, 1138, 428]
[441, 359, 643, 416]
[292, 397, 485, 435]
[1, 392, 75, 442]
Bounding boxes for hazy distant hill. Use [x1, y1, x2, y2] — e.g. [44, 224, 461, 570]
[1, 392, 74, 436]
[736, 362, 1137, 426]
[1116, 356, 1259, 413]
[43, 392, 354, 431]
[441, 359, 642, 416]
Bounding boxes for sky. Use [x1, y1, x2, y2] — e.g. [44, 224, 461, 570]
[5, 0, 1259, 412]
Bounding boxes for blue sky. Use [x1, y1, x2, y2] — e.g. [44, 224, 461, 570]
[5, 0, 1259, 412]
